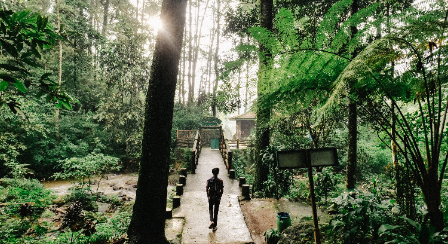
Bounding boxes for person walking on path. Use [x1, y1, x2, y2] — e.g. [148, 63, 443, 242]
[206, 167, 224, 230]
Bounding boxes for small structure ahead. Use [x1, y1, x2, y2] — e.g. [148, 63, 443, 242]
[230, 111, 256, 140]
[199, 117, 222, 149]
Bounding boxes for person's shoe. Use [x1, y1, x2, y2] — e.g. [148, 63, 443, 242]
[208, 222, 214, 229]
[212, 226, 217, 231]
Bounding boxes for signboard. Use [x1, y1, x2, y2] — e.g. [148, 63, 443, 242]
[277, 148, 338, 169]
[276, 147, 338, 244]
[309, 148, 338, 167]
[277, 150, 307, 169]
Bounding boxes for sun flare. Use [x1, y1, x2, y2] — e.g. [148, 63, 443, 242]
[148, 17, 163, 31]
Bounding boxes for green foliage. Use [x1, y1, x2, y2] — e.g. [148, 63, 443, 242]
[231, 149, 255, 184]
[0, 178, 55, 242]
[378, 217, 448, 244]
[314, 168, 339, 204]
[265, 228, 281, 244]
[53, 152, 121, 184]
[64, 186, 97, 211]
[171, 104, 203, 149]
[0, 9, 77, 114]
[0, 100, 115, 178]
[327, 190, 399, 244]
[255, 146, 293, 199]
[52, 152, 121, 209]
[0, 178, 55, 211]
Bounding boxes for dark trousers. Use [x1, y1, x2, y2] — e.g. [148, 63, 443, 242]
[209, 197, 220, 224]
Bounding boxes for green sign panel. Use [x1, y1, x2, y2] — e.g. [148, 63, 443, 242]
[211, 138, 219, 149]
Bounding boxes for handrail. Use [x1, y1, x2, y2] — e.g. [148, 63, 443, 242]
[219, 130, 233, 173]
[176, 130, 198, 148]
[191, 131, 201, 174]
[227, 139, 251, 149]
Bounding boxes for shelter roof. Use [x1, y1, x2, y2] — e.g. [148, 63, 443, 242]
[230, 111, 256, 120]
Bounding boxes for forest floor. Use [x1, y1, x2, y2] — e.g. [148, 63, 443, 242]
[239, 198, 330, 244]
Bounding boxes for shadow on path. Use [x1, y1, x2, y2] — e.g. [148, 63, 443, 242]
[173, 148, 254, 244]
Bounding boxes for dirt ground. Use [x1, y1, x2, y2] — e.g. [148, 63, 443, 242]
[240, 198, 330, 244]
[240, 198, 278, 244]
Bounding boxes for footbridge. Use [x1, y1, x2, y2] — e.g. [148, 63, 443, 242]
[172, 129, 254, 244]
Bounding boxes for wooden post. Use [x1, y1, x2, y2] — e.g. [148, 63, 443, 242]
[173, 196, 180, 208]
[228, 151, 233, 173]
[237, 139, 240, 149]
[307, 150, 321, 244]
[242, 184, 250, 199]
[191, 151, 196, 174]
[229, 169, 235, 179]
[180, 168, 187, 177]
[166, 208, 172, 219]
[239, 177, 246, 187]
[176, 184, 183, 196]
[179, 175, 186, 185]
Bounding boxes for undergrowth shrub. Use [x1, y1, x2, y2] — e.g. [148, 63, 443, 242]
[326, 191, 397, 244]
[232, 149, 255, 185]
[255, 146, 293, 199]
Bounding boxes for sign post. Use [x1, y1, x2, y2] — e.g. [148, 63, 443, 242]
[277, 148, 338, 244]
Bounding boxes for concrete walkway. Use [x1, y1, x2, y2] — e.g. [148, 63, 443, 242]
[173, 148, 254, 244]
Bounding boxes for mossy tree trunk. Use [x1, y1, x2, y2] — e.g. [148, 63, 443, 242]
[127, 0, 187, 242]
[253, 0, 273, 192]
[345, 0, 359, 191]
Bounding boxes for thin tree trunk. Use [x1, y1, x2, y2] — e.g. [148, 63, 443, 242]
[127, 0, 187, 242]
[345, 0, 359, 190]
[141, 0, 144, 26]
[207, 11, 215, 95]
[101, 0, 109, 36]
[187, 0, 193, 104]
[245, 58, 249, 113]
[253, 0, 273, 192]
[55, 0, 62, 144]
[190, 0, 200, 96]
[345, 100, 357, 189]
[212, 0, 221, 116]
[182, 25, 186, 106]
[191, 0, 210, 103]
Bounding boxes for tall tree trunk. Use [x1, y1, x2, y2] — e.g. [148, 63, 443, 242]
[126, 0, 187, 242]
[190, 0, 200, 97]
[345, 0, 359, 190]
[245, 56, 249, 113]
[345, 100, 357, 189]
[212, 0, 221, 116]
[141, 0, 144, 26]
[187, 0, 193, 104]
[191, 0, 210, 102]
[55, 0, 62, 143]
[207, 11, 215, 95]
[101, 0, 109, 36]
[253, 0, 273, 192]
[182, 25, 186, 106]
[136, 0, 139, 20]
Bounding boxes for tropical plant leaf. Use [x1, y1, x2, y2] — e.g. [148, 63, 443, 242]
[14, 80, 26, 93]
[0, 39, 19, 57]
[15, 10, 31, 21]
[59, 99, 72, 110]
[378, 224, 400, 234]
[0, 80, 8, 91]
